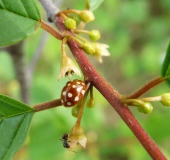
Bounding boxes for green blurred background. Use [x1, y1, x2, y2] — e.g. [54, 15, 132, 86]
[1, 0, 170, 159]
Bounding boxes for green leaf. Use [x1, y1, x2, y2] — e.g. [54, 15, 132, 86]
[0, 94, 34, 118]
[161, 41, 170, 84]
[0, 0, 41, 47]
[86, 0, 104, 11]
[0, 94, 34, 160]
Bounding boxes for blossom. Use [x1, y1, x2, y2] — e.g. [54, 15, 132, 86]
[79, 10, 95, 23]
[92, 43, 110, 63]
[58, 54, 81, 81]
[68, 125, 87, 148]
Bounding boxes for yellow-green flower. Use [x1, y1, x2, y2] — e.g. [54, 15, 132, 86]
[82, 42, 96, 55]
[58, 54, 81, 81]
[82, 42, 110, 62]
[79, 10, 95, 23]
[92, 43, 110, 63]
[68, 125, 87, 148]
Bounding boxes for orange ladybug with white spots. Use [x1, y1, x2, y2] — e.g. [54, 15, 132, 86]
[61, 79, 86, 107]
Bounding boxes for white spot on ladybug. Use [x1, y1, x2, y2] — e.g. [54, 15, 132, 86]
[77, 81, 80, 84]
[62, 91, 66, 96]
[81, 83, 85, 85]
[61, 100, 64, 104]
[77, 87, 82, 92]
[67, 102, 72, 105]
[82, 90, 85, 95]
[68, 93, 73, 97]
[67, 83, 71, 86]
[72, 85, 76, 88]
[74, 96, 79, 101]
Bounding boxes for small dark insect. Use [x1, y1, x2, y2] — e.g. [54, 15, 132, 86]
[60, 133, 76, 153]
[60, 133, 70, 148]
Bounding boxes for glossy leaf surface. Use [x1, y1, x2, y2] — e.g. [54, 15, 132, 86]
[0, 0, 40, 47]
[0, 94, 34, 160]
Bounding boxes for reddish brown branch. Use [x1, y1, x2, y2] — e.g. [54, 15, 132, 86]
[127, 76, 165, 99]
[33, 99, 62, 112]
[40, 20, 63, 40]
[68, 40, 166, 160]
[54, 15, 166, 159]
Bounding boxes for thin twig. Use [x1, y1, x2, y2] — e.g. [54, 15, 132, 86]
[40, 20, 63, 40]
[75, 82, 91, 127]
[33, 99, 62, 112]
[126, 76, 165, 99]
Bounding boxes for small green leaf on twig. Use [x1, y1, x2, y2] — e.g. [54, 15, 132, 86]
[161, 41, 170, 85]
[86, 0, 104, 11]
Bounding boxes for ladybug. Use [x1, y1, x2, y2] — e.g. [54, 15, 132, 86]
[61, 79, 86, 107]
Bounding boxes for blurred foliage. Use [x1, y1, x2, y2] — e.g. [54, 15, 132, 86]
[0, 0, 170, 159]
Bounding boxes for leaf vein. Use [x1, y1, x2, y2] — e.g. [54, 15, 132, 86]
[0, 4, 38, 21]
[1, 114, 27, 159]
[0, 0, 5, 9]
[0, 110, 33, 119]
[0, 119, 3, 127]
[0, 110, 6, 116]
[19, 0, 29, 17]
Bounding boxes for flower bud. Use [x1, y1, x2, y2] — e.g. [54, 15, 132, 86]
[137, 102, 153, 114]
[160, 93, 170, 106]
[82, 42, 95, 54]
[72, 105, 81, 118]
[89, 30, 100, 41]
[64, 18, 76, 30]
[86, 99, 95, 108]
[79, 10, 95, 23]
[69, 125, 87, 148]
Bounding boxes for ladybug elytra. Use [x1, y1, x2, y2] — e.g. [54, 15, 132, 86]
[61, 79, 86, 107]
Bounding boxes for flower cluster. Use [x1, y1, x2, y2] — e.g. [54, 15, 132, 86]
[121, 93, 170, 114]
[57, 8, 107, 151]
[58, 8, 110, 81]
